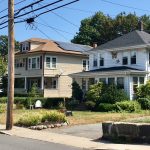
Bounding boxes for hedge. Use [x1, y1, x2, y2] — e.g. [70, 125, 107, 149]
[0, 97, 70, 109]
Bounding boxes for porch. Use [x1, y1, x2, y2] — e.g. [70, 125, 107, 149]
[70, 66, 148, 100]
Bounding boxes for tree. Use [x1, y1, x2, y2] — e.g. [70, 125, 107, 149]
[72, 81, 83, 101]
[72, 12, 150, 46]
[0, 35, 20, 56]
[0, 55, 7, 77]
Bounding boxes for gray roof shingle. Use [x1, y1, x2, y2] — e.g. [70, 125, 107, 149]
[92, 30, 150, 51]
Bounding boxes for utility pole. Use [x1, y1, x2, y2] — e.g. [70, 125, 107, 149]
[6, 0, 14, 130]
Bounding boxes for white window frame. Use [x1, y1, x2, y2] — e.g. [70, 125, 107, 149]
[82, 59, 89, 71]
[28, 56, 40, 70]
[22, 43, 29, 52]
[93, 54, 98, 67]
[99, 53, 104, 67]
[45, 56, 57, 69]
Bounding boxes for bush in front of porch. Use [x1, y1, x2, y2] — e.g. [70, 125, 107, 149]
[85, 82, 131, 112]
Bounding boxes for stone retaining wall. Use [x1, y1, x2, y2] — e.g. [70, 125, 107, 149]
[102, 122, 150, 143]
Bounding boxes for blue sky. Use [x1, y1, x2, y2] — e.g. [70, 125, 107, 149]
[0, 0, 150, 42]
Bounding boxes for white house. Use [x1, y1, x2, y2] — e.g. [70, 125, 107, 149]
[70, 29, 150, 100]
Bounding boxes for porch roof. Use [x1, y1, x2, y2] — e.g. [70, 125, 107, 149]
[70, 66, 148, 77]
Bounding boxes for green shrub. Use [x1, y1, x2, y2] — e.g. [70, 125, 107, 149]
[85, 101, 96, 110]
[97, 103, 116, 112]
[66, 100, 79, 110]
[41, 111, 67, 123]
[16, 111, 67, 127]
[100, 84, 129, 104]
[16, 112, 42, 127]
[137, 98, 150, 110]
[0, 103, 7, 113]
[116, 101, 141, 112]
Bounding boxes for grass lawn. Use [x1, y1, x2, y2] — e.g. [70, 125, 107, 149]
[124, 116, 150, 123]
[0, 109, 150, 125]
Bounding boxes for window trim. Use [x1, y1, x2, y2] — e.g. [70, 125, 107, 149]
[28, 56, 40, 70]
[22, 43, 29, 52]
[45, 56, 57, 69]
[44, 77, 58, 89]
[82, 59, 89, 71]
[131, 51, 136, 65]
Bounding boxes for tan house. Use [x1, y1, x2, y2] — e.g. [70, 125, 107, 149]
[15, 38, 91, 98]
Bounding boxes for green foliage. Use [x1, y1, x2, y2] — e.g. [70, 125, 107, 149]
[41, 111, 67, 123]
[66, 100, 79, 110]
[116, 101, 141, 113]
[137, 80, 150, 99]
[86, 83, 128, 105]
[16, 111, 67, 127]
[0, 103, 6, 113]
[16, 112, 42, 127]
[100, 84, 128, 104]
[86, 82, 103, 102]
[0, 56, 7, 77]
[28, 83, 40, 98]
[72, 81, 83, 101]
[72, 12, 150, 46]
[137, 98, 150, 110]
[97, 103, 116, 112]
[85, 101, 96, 111]
[1, 75, 8, 96]
[0, 35, 20, 56]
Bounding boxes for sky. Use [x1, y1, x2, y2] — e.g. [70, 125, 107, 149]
[1, 0, 150, 43]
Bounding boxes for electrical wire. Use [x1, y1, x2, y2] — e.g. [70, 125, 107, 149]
[100, 0, 150, 13]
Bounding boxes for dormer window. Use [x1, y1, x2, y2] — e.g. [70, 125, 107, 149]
[131, 51, 136, 64]
[93, 54, 97, 67]
[99, 54, 104, 66]
[21, 42, 30, 52]
[122, 52, 128, 65]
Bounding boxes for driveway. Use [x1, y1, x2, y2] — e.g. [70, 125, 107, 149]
[43, 123, 102, 139]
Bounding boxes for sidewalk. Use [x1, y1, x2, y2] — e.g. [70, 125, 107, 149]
[0, 124, 150, 150]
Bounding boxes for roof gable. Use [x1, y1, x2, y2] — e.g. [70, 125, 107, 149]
[92, 30, 150, 51]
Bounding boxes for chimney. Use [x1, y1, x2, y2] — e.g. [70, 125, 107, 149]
[93, 42, 97, 48]
[138, 20, 144, 31]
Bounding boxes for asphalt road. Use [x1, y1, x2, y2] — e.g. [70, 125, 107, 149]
[0, 134, 81, 150]
[44, 123, 102, 139]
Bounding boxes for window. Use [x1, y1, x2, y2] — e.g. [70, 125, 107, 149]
[15, 78, 25, 88]
[139, 77, 144, 85]
[117, 77, 124, 89]
[15, 58, 25, 68]
[44, 77, 58, 89]
[82, 79, 86, 91]
[122, 57, 128, 65]
[99, 54, 104, 66]
[131, 51, 136, 64]
[108, 78, 115, 85]
[22, 43, 29, 52]
[133, 77, 138, 93]
[82, 59, 89, 71]
[93, 54, 97, 67]
[45, 56, 57, 69]
[99, 78, 106, 84]
[28, 57, 40, 69]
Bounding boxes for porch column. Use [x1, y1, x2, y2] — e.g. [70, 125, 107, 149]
[41, 76, 44, 90]
[24, 77, 27, 90]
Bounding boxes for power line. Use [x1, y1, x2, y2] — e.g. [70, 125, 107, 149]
[35, 0, 79, 18]
[0, 0, 28, 14]
[100, 0, 150, 13]
[0, 0, 60, 20]
[0, 0, 64, 26]
[36, 18, 70, 40]
[39, 2, 79, 28]
[36, 21, 74, 35]
[36, 26, 52, 39]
